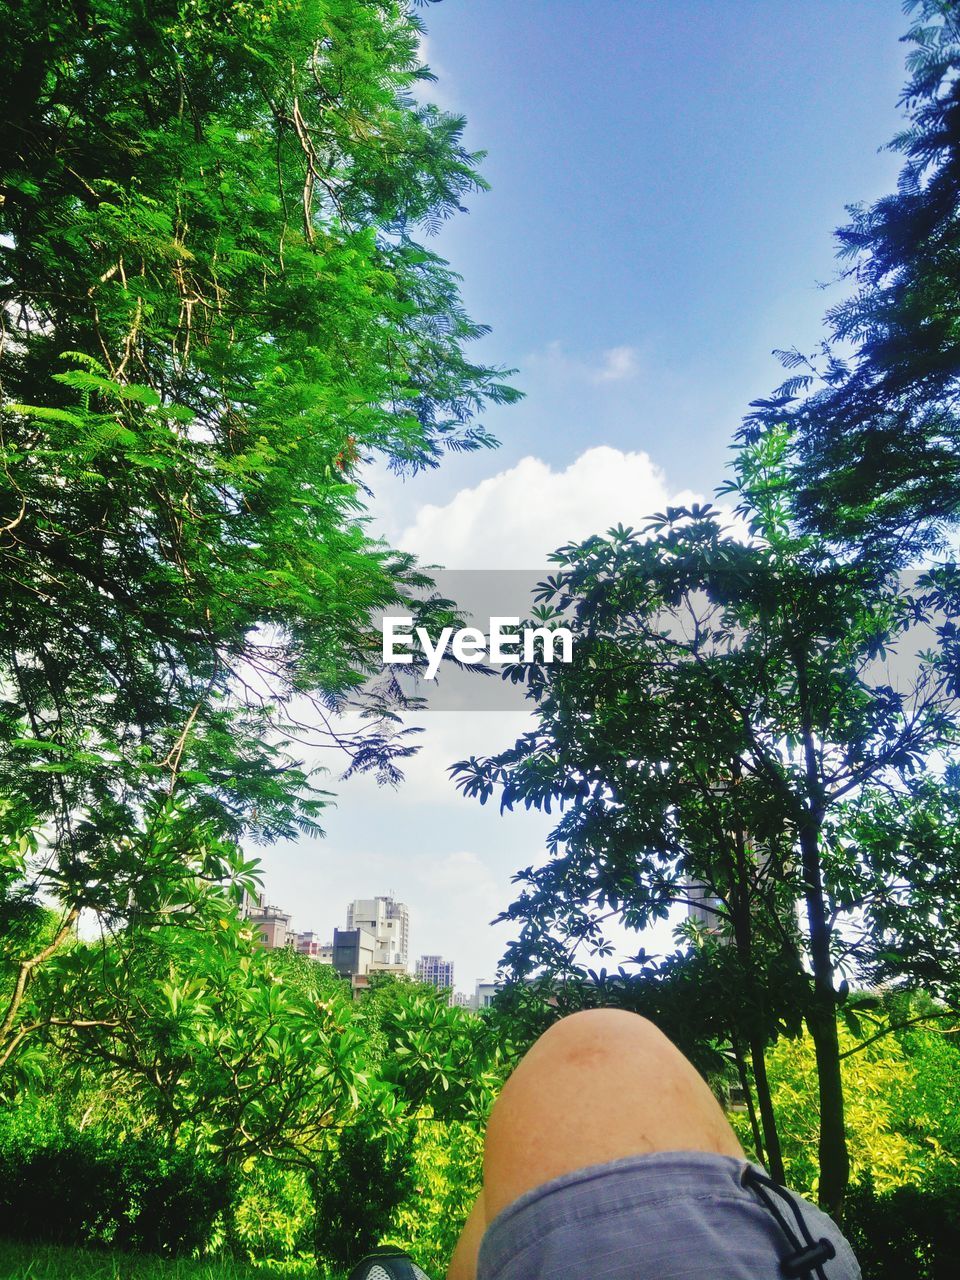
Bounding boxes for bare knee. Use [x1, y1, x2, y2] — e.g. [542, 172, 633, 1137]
[491, 1009, 672, 1113]
[531, 1008, 668, 1063]
[482, 1007, 741, 1219]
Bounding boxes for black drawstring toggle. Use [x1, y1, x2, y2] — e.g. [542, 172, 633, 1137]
[741, 1165, 837, 1279]
[781, 1239, 837, 1277]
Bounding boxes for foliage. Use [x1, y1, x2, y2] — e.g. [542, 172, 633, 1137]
[308, 977, 503, 1271]
[225, 1056, 488, 1273]
[365, 974, 509, 1122]
[833, 778, 960, 998]
[26, 917, 376, 1166]
[4, 957, 960, 1274]
[742, 0, 960, 558]
[739, 1022, 943, 1198]
[228, 1163, 314, 1263]
[0, 0, 518, 1070]
[311, 1122, 415, 1272]
[843, 1180, 960, 1280]
[892, 1015, 960, 1170]
[0, 1105, 231, 1255]
[225, 1112, 485, 1276]
[0, 945, 505, 1270]
[452, 440, 960, 1209]
[391, 1120, 484, 1279]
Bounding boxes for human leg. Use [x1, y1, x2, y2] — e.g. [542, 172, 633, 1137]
[447, 1008, 744, 1280]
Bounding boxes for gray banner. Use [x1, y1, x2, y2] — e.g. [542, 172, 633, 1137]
[368, 568, 950, 713]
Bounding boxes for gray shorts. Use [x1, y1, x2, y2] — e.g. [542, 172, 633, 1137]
[476, 1151, 861, 1280]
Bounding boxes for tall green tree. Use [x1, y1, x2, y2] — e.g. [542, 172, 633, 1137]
[453, 438, 960, 1212]
[0, 0, 517, 1062]
[743, 0, 960, 558]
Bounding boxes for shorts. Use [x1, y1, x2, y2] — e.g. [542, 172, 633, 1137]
[476, 1150, 861, 1280]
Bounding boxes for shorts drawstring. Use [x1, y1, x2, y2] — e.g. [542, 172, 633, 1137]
[741, 1165, 838, 1280]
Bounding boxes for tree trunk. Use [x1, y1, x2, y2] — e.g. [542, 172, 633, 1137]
[806, 992, 848, 1215]
[0, 907, 79, 1070]
[798, 811, 849, 1215]
[727, 808, 785, 1183]
[749, 1034, 786, 1184]
[733, 1035, 765, 1165]
[793, 657, 849, 1216]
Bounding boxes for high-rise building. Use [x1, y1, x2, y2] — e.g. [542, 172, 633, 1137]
[346, 896, 409, 968]
[332, 927, 377, 978]
[416, 954, 454, 997]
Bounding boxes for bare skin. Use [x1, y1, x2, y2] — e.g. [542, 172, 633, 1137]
[447, 1009, 744, 1280]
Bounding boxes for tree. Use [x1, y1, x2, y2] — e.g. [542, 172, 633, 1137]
[312, 1120, 416, 1272]
[742, 0, 960, 559]
[834, 776, 960, 999]
[453, 438, 960, 1212]
[366, 972, 508, 1123]
[28, 909, 374, 1167]
[0, 0, 518, 1064]
[755, 1019, 942, 1198]
[9, 926, 506, 1267]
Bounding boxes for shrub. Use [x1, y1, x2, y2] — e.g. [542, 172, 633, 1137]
[229, 1160, 314, 1261]
[843, 1179, 960, 1280]
[0, 1120, 230, 1255]
[312, 1124, 415, 1271]
[392, 1120, 484, 1277]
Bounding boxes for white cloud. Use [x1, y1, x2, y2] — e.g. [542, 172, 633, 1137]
[418, 850, 506, 978]
[398, 445, 700, 568]
[523, 340, 640, 385]
[261, 448, 706, 987]
[593, 344, 639, 382]
[410, 33, 456, 110]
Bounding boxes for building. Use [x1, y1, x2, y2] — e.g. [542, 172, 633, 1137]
[332, 927, 377, 978]
[416, 954, 455, 1000]
[686, 878, 725, 931]
[295, 931, 334, 963]
[346, 896, 409, 968]
[451, 991, 470, 1009]
[242, 892, 292, 950]
[333, 925, 409, 996]
[473, 979, 498, 1011]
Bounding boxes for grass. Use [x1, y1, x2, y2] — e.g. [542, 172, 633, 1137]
[0, 1241, 316, 1280]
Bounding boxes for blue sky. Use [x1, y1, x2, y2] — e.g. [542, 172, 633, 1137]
[264, 1, 915, 992]
[378, 0, 908, 524]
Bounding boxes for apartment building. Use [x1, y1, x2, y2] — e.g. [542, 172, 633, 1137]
[295, 931, 334, 963]
[241, 891, 292, 950]
[416, 954, 455, 998]
[346, 896, 409, 968]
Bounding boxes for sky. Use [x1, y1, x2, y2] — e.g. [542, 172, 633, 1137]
[259, 0, 912, 996]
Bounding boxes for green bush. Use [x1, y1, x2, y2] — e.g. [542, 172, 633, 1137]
[0, 1121, 231, 1255]
[392, 1120, 483, 1277]
[228, 1160, 314, 1261]
[311, 1125, 415, 1271]
[843, 1179, 960, 1280]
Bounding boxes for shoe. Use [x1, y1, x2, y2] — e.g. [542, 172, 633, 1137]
[347, 1246, 434, 1280]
